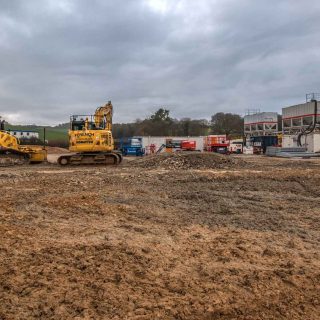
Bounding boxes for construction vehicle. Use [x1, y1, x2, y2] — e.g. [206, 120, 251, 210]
[57, 101, 122, 165]
[0, 118, 47, 166]
[228, 139, 244, 154]
[180, 140, 196, 151]
[204, 135, 230, 154]
[156, 139, 198, 153]
[119, 137, 145, 156]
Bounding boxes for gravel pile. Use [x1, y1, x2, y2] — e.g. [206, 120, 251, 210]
[132, 152, 245, 169]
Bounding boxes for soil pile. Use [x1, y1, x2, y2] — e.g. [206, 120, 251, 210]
[133, 152, 245, 169]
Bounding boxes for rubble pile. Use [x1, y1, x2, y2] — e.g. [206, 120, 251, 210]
[133, 152, 244, 169]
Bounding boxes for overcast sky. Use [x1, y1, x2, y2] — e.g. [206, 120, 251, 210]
[0, 0, 320, 125]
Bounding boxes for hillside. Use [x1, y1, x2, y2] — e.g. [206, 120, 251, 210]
[5, 124, 68, 142]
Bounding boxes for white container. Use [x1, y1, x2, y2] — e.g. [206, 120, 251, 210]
[243, 146, 254, 154]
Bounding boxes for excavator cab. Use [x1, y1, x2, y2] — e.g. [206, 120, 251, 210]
[70, 114, 107, 131]
[71, 115, 90, 131]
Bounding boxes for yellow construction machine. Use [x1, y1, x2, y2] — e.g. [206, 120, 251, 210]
[0, 120, 47, 166]
[57, 101, 122, 165]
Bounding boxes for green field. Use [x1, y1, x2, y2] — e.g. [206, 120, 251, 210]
[6, 124, 68, 142]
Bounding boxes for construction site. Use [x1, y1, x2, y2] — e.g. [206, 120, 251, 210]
[0, 98, 320, 319]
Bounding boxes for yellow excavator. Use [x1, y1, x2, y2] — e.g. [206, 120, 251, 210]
[57, 101, 122, 165]
[0, 119, 47, 166]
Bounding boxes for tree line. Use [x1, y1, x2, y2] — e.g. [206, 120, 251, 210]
[113, 108, 245, 139]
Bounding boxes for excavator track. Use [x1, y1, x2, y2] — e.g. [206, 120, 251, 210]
[57, 152, 123, 166]
[0, 149, 30, 167]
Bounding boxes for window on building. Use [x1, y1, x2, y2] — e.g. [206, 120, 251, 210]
[292, 118, 302, 127]
[244, 125, 250, 131]
[283, 119, 291, 128]
[265, 123, 277, 130]
[303, 116, 313, 126]
[27, 132, 30, 136]
[14, 132, 17, 135]
[250, 124, 257, 131]
[257, 124, 263, 130]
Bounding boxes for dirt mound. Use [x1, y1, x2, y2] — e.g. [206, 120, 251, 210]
[133, 152, 245, 169]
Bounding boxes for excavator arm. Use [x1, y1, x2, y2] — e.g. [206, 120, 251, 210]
[94, 101, 113, 131]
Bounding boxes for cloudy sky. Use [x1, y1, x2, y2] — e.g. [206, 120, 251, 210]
[0, 0, 320, 125]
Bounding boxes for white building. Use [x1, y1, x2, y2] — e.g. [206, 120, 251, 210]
[244, 112, 278, 137]
[282, 101, 320, 152]
[10, 130, 39, 139]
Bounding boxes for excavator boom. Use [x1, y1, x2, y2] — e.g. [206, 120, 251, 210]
[94, 101, 113, 131]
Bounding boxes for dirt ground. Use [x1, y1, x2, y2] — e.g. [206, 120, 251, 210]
[0, 153, 320, 319]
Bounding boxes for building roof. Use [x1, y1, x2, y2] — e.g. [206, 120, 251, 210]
[10, 129, 39, 133]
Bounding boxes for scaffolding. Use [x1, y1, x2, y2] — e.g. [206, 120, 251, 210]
[245, 109, 261, 116]
[306, 93, 320, 102]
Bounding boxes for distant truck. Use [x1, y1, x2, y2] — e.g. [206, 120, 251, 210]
[228, 139, 243, 154]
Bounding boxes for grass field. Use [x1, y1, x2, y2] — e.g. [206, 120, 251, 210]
[6, 125, 68, 142]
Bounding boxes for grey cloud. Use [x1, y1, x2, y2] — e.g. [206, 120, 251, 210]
[0, 0, 319, 124]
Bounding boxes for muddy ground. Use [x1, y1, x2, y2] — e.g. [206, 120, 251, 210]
[0, 154, 319, 319]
